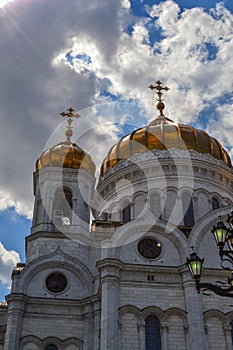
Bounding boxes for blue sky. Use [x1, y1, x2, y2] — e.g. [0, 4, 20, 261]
[0, 0, 233, 300]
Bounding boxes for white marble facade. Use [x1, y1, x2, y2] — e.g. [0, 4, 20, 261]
[1, 140, 233, 350]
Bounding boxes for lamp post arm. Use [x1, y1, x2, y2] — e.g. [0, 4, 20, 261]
[196, 280, 233, 297]
[220, 249, 233, 263]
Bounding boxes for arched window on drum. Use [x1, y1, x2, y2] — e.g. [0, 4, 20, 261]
[122, 202, 131, 223]
[52, 187, 73, 225]
[212, 197, 220, 211]
[134, 194, 146, 219]
[182, 192, 195, 227]
[150, 193, 161, 219]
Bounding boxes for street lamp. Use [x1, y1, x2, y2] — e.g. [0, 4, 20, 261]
[186, 211, 233, 298]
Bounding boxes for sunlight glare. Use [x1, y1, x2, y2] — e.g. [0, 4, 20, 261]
[0, 0, 14, 9]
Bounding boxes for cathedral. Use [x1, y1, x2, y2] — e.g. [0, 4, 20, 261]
[1, 82, 233, 350]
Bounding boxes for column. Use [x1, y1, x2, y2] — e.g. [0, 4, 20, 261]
[138, 321, 145, 350]
[119, 321, 122, 349]
[184, 324, 190, 350]
[93, 307, 101, 350]
[161, 321, 168, 350]
[83, 305, 94, 350]
[4, 294, 28, 350]
[97, 259, 122, 350]
[224, 326, 233, 350]
[181, 267, 207, 350]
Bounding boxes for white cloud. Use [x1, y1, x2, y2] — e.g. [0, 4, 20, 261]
[0, 0, 233, 218]
[206, 102, 233, 155]
[0, 0, 14, 9]
[0, 191, 33, 219]
[0, 242, 19, 286]
[121, 0, 131, 10]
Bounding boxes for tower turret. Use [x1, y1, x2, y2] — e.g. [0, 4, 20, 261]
[31, 108, 96, 252]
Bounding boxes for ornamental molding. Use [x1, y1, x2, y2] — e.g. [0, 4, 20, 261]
[99, 148, 232, 184]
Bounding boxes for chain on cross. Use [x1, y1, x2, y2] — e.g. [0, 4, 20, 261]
[149, 80, 169, 116]
[60, 107, 81, 142]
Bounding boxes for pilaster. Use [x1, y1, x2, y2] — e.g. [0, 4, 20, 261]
[97, 259, 123, 350]
[181, 267, 207, 350]
[138, 320, 145, 350]
[4, 294, 28, 350]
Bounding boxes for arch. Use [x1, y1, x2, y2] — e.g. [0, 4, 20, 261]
[166, 309, 187, 350]
[119, 305, 142, 321]
[52, 186, 73, 225]
[133, 192, 147, 219]
[20, 335, 83, 350]
[212, 197, 220, 210]
[164, 307, 188, 324]
[44, 345, 58, 350]
[224, 198, 232, 206]
[142, 306, 165, 323]
[196, 190, 209, 220]
[163, 189, 178, 224]
[145, 315, 162, 350]
[120, 306, 141, 350]
[122, 202, 131, 222]
[109, 212, 189, 259]
[204, 310, 227, 350]
[15, 247, 94, 295]
[203, 309, 227, 325]
[20, 336, 41, 350]
[150, 192, 161, 219]
[109, 202, 121, 221]
[190, 206, 232, 252]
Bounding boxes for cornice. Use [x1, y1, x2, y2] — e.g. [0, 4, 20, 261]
[98, 148, 232, 185]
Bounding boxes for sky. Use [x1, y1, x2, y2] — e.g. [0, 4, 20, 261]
[0, 0, 233, 300]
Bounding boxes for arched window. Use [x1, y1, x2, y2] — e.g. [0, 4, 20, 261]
[44, 345, 58, 350]
[145, 316, 162, 350]
[53, 187, 73, 225]
[212, 197, 220, 210]
[150, 193, 161, 219]
[134, 194, 146, 218]
[182, 192, 194, 226]
[123, 203, 131, 222]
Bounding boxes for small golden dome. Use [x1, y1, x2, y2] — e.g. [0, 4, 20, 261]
[36, 141, 95, 175]
[100, 118, 231, 177]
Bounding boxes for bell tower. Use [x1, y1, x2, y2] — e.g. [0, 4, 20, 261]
[29, 108, 96, 260]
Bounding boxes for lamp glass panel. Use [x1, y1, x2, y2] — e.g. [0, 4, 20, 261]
[213, 223, 227, 244]
[189, 259, 202, 277]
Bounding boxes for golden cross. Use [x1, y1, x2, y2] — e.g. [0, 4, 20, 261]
[60, 107, 81, 142]
[149, 80, 169, 115]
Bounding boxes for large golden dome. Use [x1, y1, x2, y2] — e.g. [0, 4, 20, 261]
[100, 117, 231, 177]
[36, 141, 95, 175]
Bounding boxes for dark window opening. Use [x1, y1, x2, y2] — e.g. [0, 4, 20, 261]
[212, 198, 220, 210]
[123, 203, 131, 222]
[182, 192, 194, 227]
[44, 345, 58, 350]
[145, 316, 162, 350]
[53, 187, 73, 225]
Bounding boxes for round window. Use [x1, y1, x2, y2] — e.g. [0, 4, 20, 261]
[138, 238, 162, 259]
[46, 272, 67, 294]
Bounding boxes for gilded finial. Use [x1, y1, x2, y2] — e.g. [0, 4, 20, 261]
[60, 107, 81, 142]
[149, 80, 169, 116]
